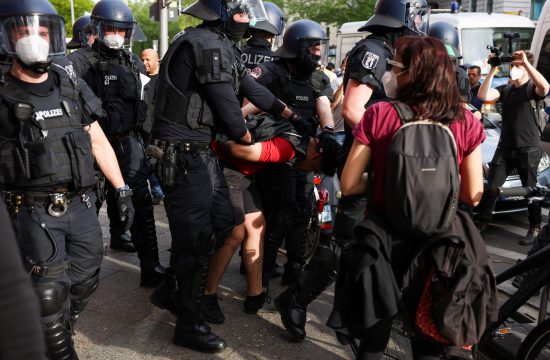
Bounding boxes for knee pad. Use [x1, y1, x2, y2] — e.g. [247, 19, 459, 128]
[70, 270, 100, 306]
[35, 281, 69, 318]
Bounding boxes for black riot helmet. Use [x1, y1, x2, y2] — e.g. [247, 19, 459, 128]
[428, 21, 461, 59]
[181, 0, 268, 23]
[0, 0, 66, 74]
[359, 0, 430, 36]
[91, 0, 136, 49]
[274, 20, 328, 74]
[67, 15, 91, 49]
[249, 2, 285, 35]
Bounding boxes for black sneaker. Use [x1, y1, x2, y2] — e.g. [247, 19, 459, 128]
[519, 225, 541, 246]
[202, 294, 225, 324]
[244, 291, 269, 314]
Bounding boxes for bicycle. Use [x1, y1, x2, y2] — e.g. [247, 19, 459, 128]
[368, 185, 550, 360]
[475, 185, 550, 359]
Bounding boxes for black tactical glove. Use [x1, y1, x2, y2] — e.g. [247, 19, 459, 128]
[318, 126, 335, 143]
[115, 185, 135, 232]
[291, 114, 317, 137]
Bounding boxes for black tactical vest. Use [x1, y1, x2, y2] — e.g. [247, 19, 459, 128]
[263, 61, 323, 118]
[0, 71, 96, 190]
[76, 47, 145, 136]
[240, 37, 275, 71]
[155, 27, 238, 131]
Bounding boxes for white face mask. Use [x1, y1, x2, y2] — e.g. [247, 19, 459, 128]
[103, 34, 125, 49]
[15, 35, 49, 65]
[382, 70, 398, 98]
[510, 66, 524, 81]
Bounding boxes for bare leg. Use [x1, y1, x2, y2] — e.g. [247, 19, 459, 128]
[205, 223, 245, 295]
[243, 211, 265, 296]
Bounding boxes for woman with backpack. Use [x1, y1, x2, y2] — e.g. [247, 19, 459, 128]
[336, 36, 486, 359]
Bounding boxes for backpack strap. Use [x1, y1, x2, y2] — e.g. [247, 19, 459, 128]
[525, 81, 545, 135]
[391, 101, 415, 123]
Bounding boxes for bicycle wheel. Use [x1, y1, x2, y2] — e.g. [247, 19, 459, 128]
[516, 318, 550, 360]
[305, 189, 321, 259]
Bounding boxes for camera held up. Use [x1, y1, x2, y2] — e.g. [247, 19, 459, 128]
[487, 32, 520, 67]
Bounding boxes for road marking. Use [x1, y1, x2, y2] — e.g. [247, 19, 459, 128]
[486, 245, 526, 261]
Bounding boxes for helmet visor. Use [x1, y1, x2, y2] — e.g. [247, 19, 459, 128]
[93, 19, 135, 48]
[0, 14, 66, 58]
[241, 0, 268, 26]
[406, 2, 430, 35]
[302, 38, 329, 67]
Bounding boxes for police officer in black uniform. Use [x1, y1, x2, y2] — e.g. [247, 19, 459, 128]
[148, 0, 295, 352]
[69, 0, 165, 287]
[274, 0, 430, 342]
[240, 2, 285, 71]
[0, 0, 135, 358]
[246, 19, 335, 287]
[67, 14, 93, 50]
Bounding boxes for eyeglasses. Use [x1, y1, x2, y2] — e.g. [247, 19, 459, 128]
[386, 59, 406, 70]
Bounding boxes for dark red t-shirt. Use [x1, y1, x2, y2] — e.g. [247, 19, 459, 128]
[352, 101, 486, 211]
[212, 137, 295, 176]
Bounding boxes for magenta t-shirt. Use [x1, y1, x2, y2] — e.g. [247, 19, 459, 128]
[352, 101, 486, 211]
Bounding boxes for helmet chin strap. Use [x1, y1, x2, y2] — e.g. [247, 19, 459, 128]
[18, 59, 51, 74]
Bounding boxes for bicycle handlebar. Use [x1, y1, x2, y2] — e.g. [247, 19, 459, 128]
[499, 185, 550, 204]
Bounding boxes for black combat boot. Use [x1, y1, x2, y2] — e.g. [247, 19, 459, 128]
[173, 320, 226, 352]
[276, 244, 337, 341]
[149, 268, 177, 317]
[133, 194, 166, 287]
[173, 254, 226, 352]
[274, 288, 306, 341]
[110, 231, 136, 252]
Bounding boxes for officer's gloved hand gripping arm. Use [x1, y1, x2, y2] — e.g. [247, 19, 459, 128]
[86, 121, 135, 230]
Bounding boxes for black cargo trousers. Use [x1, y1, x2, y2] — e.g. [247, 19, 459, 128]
[104, 134, 161, 272]
[12, 191, 102, 360]
[161, 147, 234, 326]
[258, 163, 313, 286]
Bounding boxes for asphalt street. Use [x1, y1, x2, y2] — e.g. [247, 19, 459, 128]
[72, 190, 546, 359]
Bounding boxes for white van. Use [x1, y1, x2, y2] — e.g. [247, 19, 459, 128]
[335, 21, 369, 68]
[430, 12, 535, 78]
[531, 0, 550, 80]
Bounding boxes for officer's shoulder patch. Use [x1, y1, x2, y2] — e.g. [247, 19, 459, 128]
[361, 51, 380, 70]
[250, 67, 262, 79]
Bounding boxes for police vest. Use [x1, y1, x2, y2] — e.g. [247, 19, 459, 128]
[240, 37, 275, 71]
[0, 71, 96, 190]
[76, 47, 145, 137]
[155, 27, 238, 131]
[263, 61, 327, 118]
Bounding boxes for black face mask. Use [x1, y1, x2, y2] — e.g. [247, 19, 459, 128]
[293, 53, 320, 75]
[224, 20, 249, 42]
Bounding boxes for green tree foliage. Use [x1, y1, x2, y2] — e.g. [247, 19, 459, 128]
[270, 0, 376, 26]
[50, 0, 95, 35]
[129, 0, 200, 55]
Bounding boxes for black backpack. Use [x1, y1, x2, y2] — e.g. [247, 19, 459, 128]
[384, 102, 460, 237]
